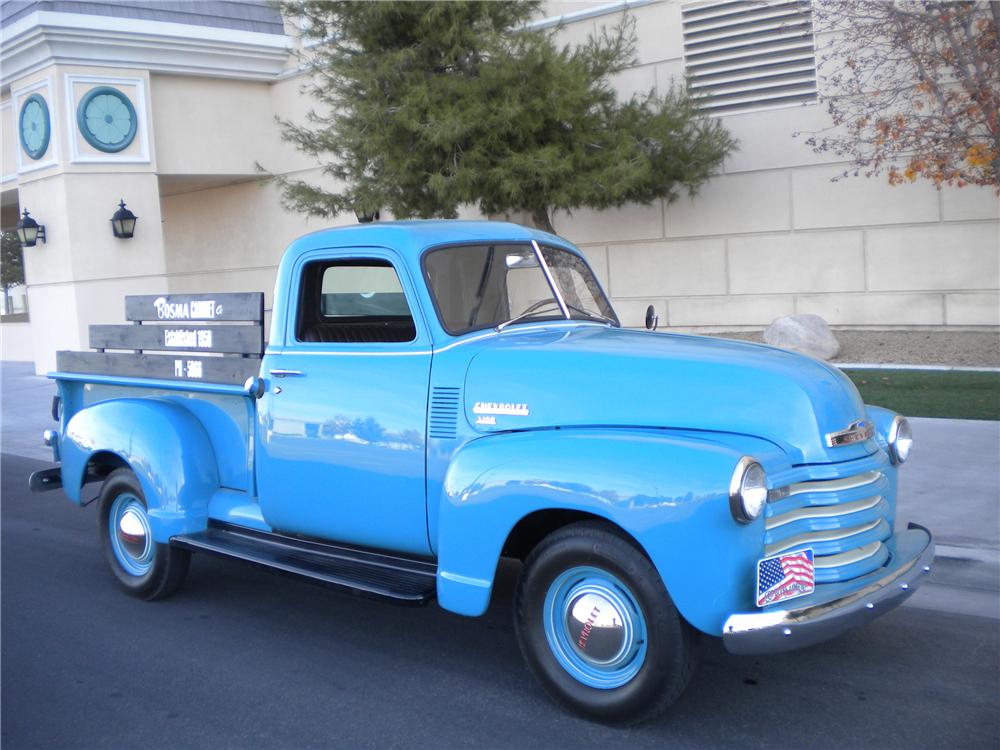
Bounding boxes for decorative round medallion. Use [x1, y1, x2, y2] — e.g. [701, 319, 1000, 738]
[77, 86, 137, 153]
[19, 94, 51, 161]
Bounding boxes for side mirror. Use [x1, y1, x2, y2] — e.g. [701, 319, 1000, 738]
[645, 305, 659, 331]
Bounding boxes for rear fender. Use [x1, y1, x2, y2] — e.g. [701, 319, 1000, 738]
[61, 398, 219, 542]
[435, 428, 769, 634]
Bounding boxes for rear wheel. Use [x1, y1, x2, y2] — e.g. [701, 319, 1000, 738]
[98, 468, 190, 600]
[514, 522, 697, 724]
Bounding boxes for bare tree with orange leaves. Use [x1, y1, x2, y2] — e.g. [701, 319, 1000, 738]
[801, 1, 999, 189]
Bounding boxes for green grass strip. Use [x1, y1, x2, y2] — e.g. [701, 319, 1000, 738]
[844, 369, 1000, 421]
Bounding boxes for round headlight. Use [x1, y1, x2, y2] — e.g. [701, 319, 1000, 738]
[889, 416, 913, 464]
[729, 457, 768, 523]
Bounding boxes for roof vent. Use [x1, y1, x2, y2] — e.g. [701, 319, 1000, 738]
[682, 0, 818, 115]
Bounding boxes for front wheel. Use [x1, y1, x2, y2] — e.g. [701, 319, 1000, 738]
[514, 522, 697, 724]
[98, 468, 190, 600]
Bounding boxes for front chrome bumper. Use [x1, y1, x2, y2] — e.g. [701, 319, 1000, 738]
[722, 523, 934, 655]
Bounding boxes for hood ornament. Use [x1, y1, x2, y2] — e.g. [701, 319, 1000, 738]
[825, 420, 874, 448]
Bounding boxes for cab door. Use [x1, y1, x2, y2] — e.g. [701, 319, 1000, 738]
[256, 249, 433, 555]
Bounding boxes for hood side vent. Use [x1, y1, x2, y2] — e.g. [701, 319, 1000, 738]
[429, 386, 461, 439]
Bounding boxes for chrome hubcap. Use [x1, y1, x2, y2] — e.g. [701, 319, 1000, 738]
[117, 508, 148, 559]
[565, 590, 628, 664]
[108, 493, 154, 576]
[543, 566, 648, 689]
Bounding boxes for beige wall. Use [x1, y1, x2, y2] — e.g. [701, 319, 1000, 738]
[159, 168, 355, 333]
[4, 63, 170, 372]
[542, 0, 999, 330]
[1, 321, 34, 361]
[18, 170, 169, 372]
[2, 62, 326, 370]
[4, 2, 998, 373]
[152, 71, 340, 334]
[150, 72, 325, 177]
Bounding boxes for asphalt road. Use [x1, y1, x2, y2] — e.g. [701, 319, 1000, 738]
[2, 454, 998, 750]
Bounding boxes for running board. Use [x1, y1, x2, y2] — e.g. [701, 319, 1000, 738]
[171, 524, 437, 605]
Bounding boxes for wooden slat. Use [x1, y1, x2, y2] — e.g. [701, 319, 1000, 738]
[57, 351, 261, 386]
[125, 293, 264, 323]
[90, 324, 264, 355]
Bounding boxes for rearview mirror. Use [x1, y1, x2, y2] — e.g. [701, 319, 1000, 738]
[645, 305, 659, 331]
[506, 253, 540, 269]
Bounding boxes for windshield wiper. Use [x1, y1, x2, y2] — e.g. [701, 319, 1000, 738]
[564, 303, 618, 327]
[495, 299, 562, 332]
[495, 300, 618, 332]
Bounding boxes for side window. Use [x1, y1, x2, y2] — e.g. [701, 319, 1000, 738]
[296, 259, 416, 343]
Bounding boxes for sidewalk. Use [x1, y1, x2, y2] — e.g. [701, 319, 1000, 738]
[1, 361, 57, 462]
[2, 358, 997, 615]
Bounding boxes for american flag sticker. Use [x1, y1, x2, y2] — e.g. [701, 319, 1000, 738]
[756, 548, 815, 607]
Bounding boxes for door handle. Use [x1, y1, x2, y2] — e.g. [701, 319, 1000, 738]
[269, 369, 304, 378]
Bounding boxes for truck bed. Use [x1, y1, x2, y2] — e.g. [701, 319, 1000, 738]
[54, 375, 256, 493]
[52, 292, 266, 498]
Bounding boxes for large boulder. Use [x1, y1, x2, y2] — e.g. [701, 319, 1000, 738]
[763, 314, 841, 360]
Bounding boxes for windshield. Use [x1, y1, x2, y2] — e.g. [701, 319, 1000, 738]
[423, 243, 618, 335]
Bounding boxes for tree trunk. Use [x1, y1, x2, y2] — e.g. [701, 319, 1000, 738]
[530, 207, 556, 235]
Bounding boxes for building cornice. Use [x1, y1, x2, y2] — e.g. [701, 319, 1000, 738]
[1, 11, 291, 86]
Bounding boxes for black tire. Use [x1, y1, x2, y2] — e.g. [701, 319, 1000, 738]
[514, 521, 698, 725]
[98, 467, 190, 600]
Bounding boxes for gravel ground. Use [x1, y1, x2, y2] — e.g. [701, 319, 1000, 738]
[709, 330, 1000, 367]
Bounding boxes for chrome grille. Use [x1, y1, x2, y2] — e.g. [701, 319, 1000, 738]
[765, 458, 893, 584]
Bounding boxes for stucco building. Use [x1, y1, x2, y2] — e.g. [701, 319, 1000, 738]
[2, 0, 997, 373]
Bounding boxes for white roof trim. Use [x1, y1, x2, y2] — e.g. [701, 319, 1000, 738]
[1, 11, 291, 85]
[527, 0, 660, 30]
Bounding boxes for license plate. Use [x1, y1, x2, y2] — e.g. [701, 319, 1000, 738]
[756, 548, 815, 607]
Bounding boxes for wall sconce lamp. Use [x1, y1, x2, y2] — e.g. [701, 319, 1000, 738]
[15, 208, 46, 247]
[111, 199, 138, 239]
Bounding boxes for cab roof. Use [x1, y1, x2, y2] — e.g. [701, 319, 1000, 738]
[270, 220, 592, 348]
[283, 220, 575, 264]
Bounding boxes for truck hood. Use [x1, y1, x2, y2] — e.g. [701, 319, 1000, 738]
[462, 325, 873, 464]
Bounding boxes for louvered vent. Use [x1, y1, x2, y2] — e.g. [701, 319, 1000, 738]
[429, 387, 461, 439]
[682, 0, 818, 115]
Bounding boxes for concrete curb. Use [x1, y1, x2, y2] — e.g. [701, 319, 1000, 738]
[834, 363, 1000, 373]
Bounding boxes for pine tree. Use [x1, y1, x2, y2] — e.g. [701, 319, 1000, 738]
[273, 0, 736, 233]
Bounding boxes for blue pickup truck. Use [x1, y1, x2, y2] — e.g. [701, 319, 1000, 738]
[31, 220, 934, 723]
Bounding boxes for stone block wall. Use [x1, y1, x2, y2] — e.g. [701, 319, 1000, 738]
[546, 0, 999, 330]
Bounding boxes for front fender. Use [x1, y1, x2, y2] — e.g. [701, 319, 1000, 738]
[61, 398, 219, 542]
[436, 428, 771, 634]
